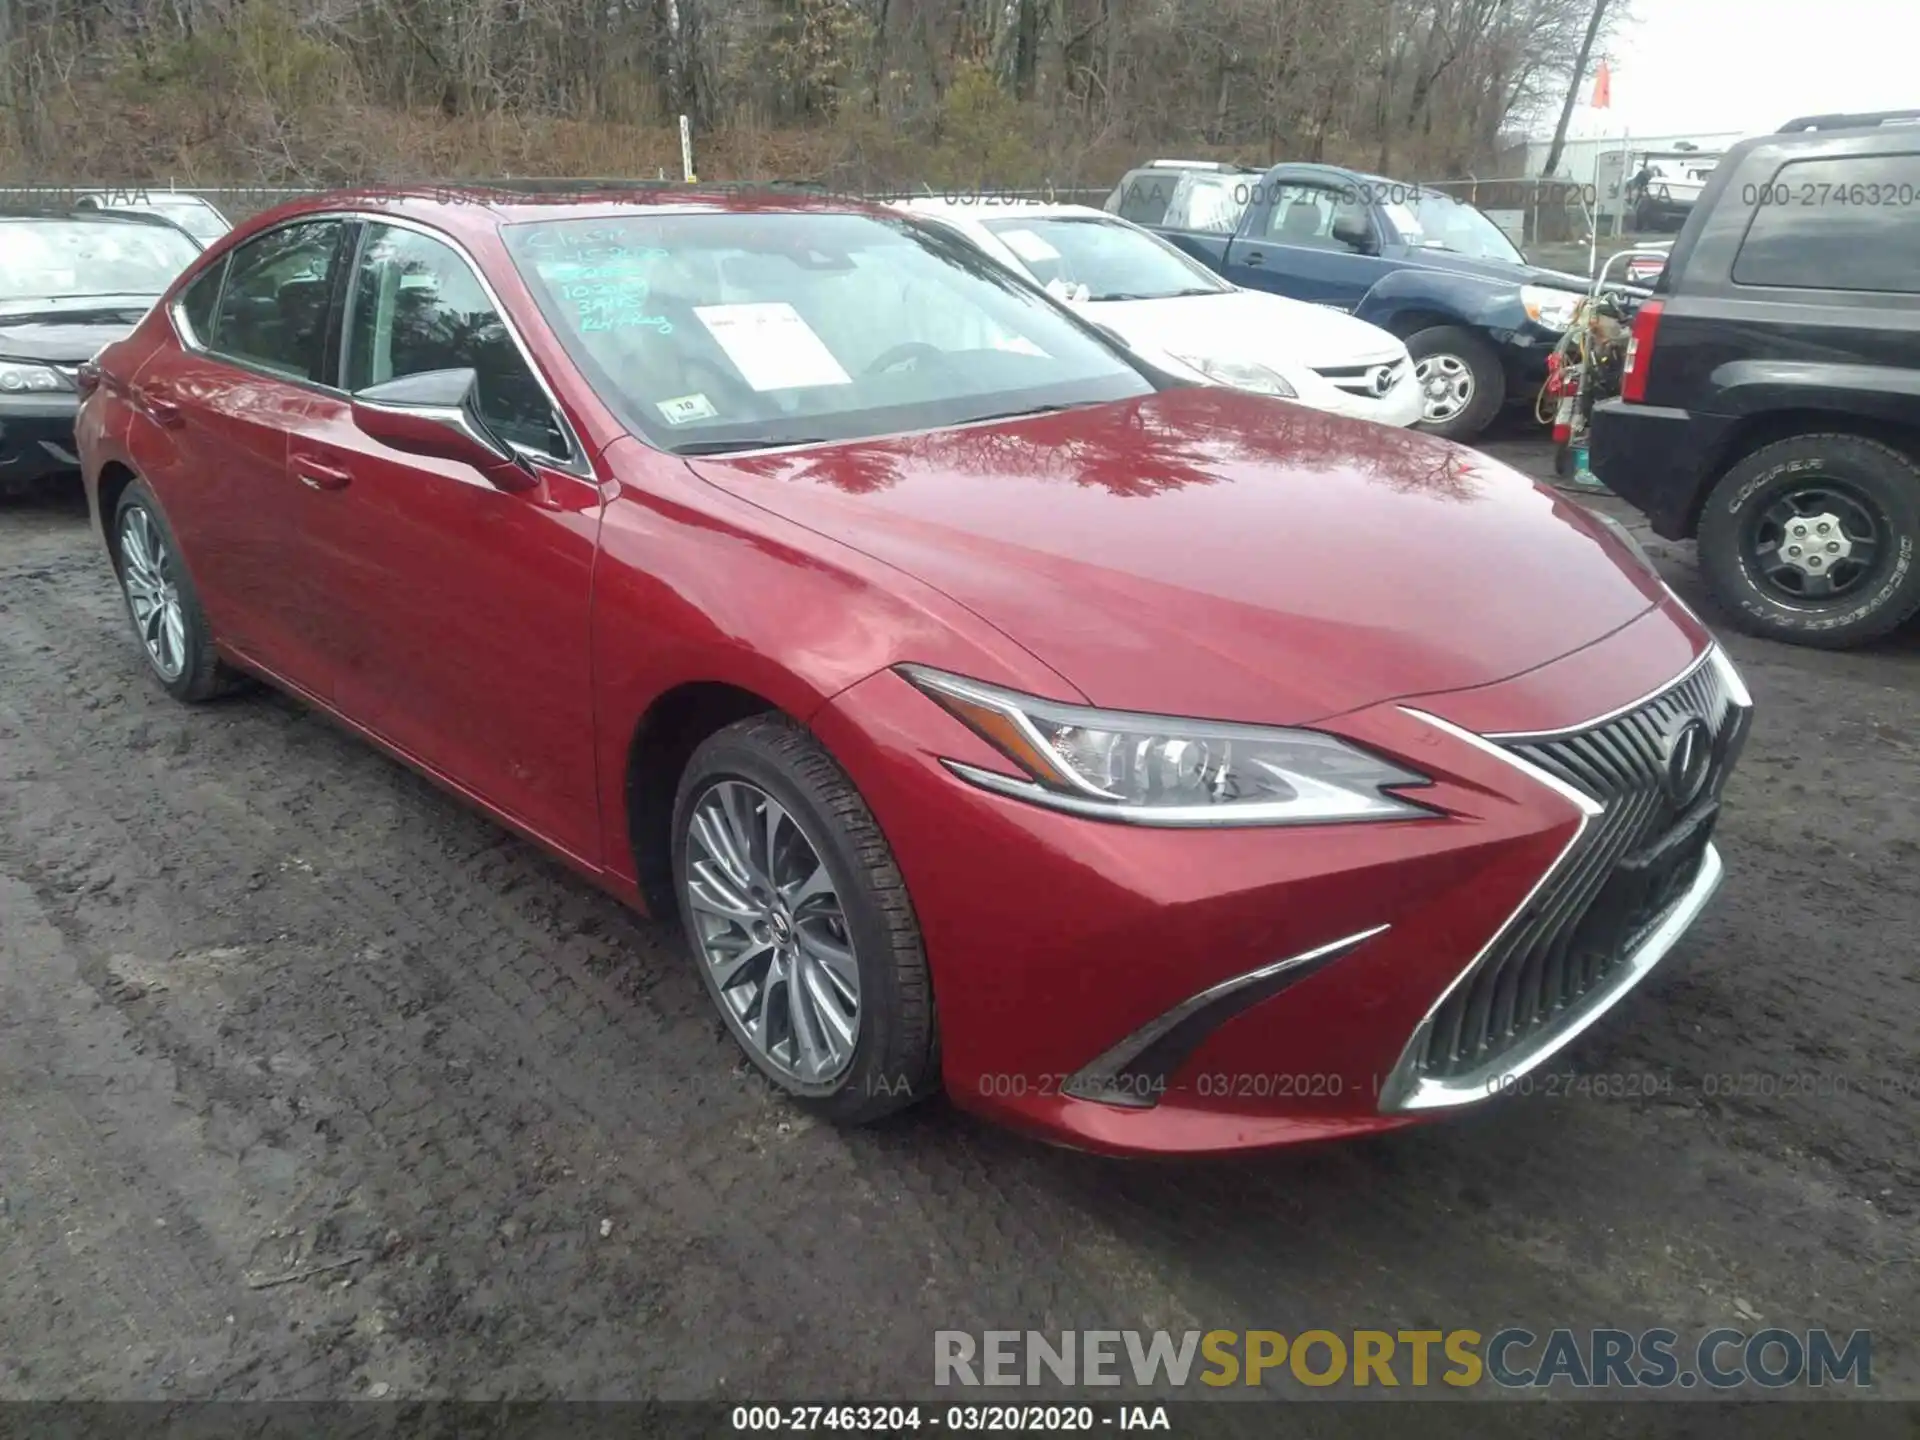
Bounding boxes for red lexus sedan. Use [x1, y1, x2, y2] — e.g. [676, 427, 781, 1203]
[75, 188, 1753, 1156]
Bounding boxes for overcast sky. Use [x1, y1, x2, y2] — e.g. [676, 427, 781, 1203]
[1562, 0, 1911, 142]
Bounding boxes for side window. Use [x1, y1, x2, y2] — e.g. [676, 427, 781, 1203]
[209, 220, 346, 380]
[176, 257, 227, 347]
[1263, 184, 1372, 252]
[1113, 172, 1176, 226]
[1164, 176, 1250, 235]
[344, 223, 569, 460]
[1733, 154, 1920, 293]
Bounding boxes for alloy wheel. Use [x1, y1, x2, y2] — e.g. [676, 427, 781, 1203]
[1744, 483, 1884, 602]
[1414, 353, 1475, 423]
[683, 779, 861, 1086]
[118, 505, 187, 681]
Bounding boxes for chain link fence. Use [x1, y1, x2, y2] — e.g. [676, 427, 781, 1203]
[0, 180, 1118, 224]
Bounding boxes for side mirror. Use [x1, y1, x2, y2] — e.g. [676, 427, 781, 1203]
[349, 368, 536, 491]
[1332, 215, 1378, 255]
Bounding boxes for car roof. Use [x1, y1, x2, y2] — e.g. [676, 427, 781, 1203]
[240, 184, 901, 242]
[1127, 159, 1261, 174]
[894, 198, 1116, 224]
[0, 206, 204, 243]
[88, 192, 225, 211]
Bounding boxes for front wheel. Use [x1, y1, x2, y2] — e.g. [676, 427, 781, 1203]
[1697, 434, 1920, 648]
[1405, 325, 1506, 441]
[672, 714, 940, 1123]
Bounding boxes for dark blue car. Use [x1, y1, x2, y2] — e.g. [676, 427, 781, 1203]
[1107, 160, 1589, 440]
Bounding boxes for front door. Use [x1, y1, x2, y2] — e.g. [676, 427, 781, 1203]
[289, 220, 604, 863]
[1229, 180, 1390, 310]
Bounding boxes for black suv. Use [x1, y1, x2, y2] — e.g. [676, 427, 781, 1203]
[1590, 110, 1920, 648]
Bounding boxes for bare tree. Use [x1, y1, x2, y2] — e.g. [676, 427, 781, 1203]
[1540, 0, 1611, 178]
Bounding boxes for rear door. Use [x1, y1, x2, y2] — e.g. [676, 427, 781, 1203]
[288, 219, 604, 861]
[124, 216, 358, 695]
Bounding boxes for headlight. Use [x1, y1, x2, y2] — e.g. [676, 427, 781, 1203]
[1173, 354, 1298, 399]
[899, 665, 1434, 826]
[0, 361, 72, 394]
[1521, 285, 1581, 332]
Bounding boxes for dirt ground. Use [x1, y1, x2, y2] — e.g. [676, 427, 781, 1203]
[1, 428, 1916, 1427]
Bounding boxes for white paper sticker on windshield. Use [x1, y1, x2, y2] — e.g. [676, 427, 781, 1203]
[998, 229, 1061, 263]
[657, 393, 718, 424]
[693, 303, 852, 391]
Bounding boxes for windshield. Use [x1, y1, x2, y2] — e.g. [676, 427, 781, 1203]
[1381, 190, 1524, 264]
[0, 219, 202, 302]
[978, 216, 1229, 301]
[504, 210, 1156, 454]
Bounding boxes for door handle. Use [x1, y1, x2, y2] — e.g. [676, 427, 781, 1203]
[1243, 252, 1264, 267]
[291, 456, 354, 492]
[134, 387, 186, 428]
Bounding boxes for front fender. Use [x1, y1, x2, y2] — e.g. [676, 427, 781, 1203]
[1358, 268, 1531, 338]
[587, 437, 1083, 894]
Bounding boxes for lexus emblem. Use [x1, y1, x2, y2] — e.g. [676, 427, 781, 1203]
[1662, 717, 1713, 806]
[1370, 365, 1394, 396]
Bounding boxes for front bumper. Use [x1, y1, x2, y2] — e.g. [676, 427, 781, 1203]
[0, 395, 82, 483]
[1589, 398, 1736, 539]
[1308, 357, 1424, 428]
[812, 621, 1750, 1156]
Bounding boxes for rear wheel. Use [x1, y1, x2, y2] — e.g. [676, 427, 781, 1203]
[672, 714, 939, 1123]
[111, 479, 247, 701]
[1697, 434, 1920, 648]
[1406, 325, 1506, 441]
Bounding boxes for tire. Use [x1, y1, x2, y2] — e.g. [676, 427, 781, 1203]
[110, 479, 248, 701]
[1697, 434, 1920, 649]
[671, 713, 940, 1124]
[1405, 325, 1507, 441]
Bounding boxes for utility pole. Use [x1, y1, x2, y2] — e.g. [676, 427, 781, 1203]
[1541, 0, 1611, 178]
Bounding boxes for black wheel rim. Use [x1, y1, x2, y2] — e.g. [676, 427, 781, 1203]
[1741, 481, 1886, 605]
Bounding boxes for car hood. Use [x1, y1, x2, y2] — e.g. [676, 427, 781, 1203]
[686, 387, 1666, 724]
[1088, 290, 1405, 369]
[1391, 249, 1589, 292]
[0, 303, 155, 363]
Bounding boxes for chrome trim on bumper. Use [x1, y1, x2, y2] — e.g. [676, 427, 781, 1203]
[1378, 645, 1749, 1114]
[1484, 644, 1716, 742]
[1382, 843, 1721, 1111]
[1063, 924, 1390, 1108]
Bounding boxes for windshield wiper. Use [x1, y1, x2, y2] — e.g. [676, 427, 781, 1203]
[671, 437, 833, 456]
[973, 402, 1080, 423]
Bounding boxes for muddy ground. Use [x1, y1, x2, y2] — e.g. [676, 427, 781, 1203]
[1, 431, 1915, 1431]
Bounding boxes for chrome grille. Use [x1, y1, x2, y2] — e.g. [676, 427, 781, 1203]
[1412, 653, 1751, 1084]
[1314, 357, 1407, 397]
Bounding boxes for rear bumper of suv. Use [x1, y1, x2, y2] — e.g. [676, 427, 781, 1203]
[1589, 398, 1738, 539]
